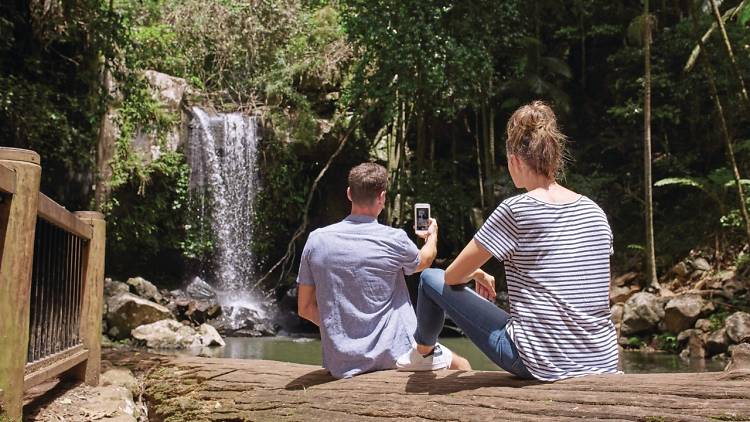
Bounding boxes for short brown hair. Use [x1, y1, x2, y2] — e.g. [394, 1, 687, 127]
[348, 162, 387, 204]
[506, 101, 569, 179]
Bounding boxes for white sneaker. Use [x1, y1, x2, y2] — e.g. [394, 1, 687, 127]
[396, 343, 453, 371]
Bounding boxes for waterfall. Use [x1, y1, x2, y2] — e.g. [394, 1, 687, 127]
[187, 107, 264, 314]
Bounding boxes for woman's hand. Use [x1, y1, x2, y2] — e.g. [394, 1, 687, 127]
[472, 269, 496, 301]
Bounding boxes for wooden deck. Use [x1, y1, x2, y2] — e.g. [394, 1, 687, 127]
[143, 356, 750, 422]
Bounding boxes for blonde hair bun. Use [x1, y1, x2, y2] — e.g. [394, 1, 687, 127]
[506, 100, 569, 180]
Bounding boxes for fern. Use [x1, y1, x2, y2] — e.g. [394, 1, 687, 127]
[654, 177, 705, 190]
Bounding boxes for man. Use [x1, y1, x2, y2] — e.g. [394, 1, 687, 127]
[297, 162, 470, 378]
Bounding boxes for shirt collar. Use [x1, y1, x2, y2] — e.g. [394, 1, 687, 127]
[345, 214, 378, 224]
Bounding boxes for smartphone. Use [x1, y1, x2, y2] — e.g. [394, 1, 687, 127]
[414, 203, 431, 235]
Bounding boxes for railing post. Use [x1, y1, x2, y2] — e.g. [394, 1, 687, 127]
[0, 148, 41, 420]
[73, 211, 105, 386]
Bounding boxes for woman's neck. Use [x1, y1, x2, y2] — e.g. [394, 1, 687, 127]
[525, 180, 580, 204]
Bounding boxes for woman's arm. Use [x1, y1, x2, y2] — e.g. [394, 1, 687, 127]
[444, 239, 492, 285]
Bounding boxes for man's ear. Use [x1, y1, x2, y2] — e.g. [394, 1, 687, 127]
[378, 190, 386, 204]
[346, 187, 353, 202]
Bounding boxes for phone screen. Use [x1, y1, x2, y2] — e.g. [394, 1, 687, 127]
[416, 206, 430, 231]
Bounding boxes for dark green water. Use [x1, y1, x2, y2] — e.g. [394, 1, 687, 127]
[182, 336, 727, 374]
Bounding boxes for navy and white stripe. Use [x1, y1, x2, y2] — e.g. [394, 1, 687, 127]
[475, 193, 618, 381]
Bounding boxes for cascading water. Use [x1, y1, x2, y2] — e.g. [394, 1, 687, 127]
[187, 106, 269, 328]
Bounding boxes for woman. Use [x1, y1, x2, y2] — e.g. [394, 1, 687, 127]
[397, 101, 619, 381]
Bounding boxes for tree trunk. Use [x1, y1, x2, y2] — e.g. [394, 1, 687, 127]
[398, 101, 408, 225]
[385, 122, 397, 224]
[94, 69, 117, 211]
[482, 103, 492, 206]
[416, 108, 425, 169]
[488, 104, 496, 185]
[580, 0, 586, 89]
[643, 0, 660, 290]
[708, 0, 750, 112]
[429, 114, 435, 170]
[451, 122, 457, 184]
[465, 112, 485, 211]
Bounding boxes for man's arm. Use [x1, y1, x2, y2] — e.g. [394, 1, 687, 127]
[297, 284, 320, 326]
[414, 218, 438, 273]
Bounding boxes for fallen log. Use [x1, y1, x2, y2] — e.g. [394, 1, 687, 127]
[144, 357, 750, 422]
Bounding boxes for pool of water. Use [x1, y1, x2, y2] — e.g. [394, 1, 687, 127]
[172, 336, 727, 374]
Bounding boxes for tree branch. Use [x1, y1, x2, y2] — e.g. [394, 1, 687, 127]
[253, 114, 361, 288]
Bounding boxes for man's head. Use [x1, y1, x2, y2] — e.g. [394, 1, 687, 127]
[347, 162, 387, 215]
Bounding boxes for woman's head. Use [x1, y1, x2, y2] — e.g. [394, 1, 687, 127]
[505, 101, 568, 182]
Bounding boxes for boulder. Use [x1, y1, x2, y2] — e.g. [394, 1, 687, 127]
[694, 318, 712, 332]
[208, 305, 276, 337]
[132, 319, 200, 349]
[185, 277, 217, 302]
[167, 295, 221, 324]
[611, 272, 640, 287]
[706, 328, 731, 356]
[80, 385, 138, 420]
[131, 319, 226, 349]
[104, 278, 130, 298]
[664, 294, 705, 333]
[196, 324, 225, 347]
[725, 343, 750, 372]
[677, 329, 706, 359]
[611, 303, 624, 325]
[672, 262, 691, 278]
[718, 270, 736, 283]
[106, 293, 173, 340]
[126, 276, 163, 304]
[621, 292, 665, 335]
[100, 368, 139, 396]
[725, 312, 750, 344]
[723, 278, 748, 297]
[186, 300, 222, 324]
[610, 285, 639, 304]
[692, 257, 711, 272]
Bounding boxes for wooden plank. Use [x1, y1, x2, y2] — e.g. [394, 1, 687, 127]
[72, 212, 105, 386]
[0, 164, 16, 194]
[37, 193, 93, 240]
[0, 150, 41, 420]
[24, 344, 84, 375]
[23, 349, 88, 391]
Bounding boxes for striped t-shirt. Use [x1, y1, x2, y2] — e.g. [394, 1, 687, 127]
[474, 193, 618, 381]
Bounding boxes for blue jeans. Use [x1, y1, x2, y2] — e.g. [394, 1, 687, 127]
[414, 268, 534, 379]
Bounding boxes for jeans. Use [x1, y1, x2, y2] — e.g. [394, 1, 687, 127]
[414, 268, 534, 379]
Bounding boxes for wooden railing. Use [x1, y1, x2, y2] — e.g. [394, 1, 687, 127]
[0, 148, 105, 420]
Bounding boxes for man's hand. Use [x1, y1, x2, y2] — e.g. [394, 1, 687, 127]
[472, 269, 496, 301]
[416, 218, 438, 240]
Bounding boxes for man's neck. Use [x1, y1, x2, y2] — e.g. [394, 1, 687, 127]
[350, 204, 380, 219]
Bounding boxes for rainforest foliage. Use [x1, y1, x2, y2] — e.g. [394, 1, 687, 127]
[1, 0, 750, 287]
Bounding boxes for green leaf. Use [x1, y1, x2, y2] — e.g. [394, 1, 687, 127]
[654, 177, 705, 190]
[739, 2, 750, 26]
[723, 179, 750, 188]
